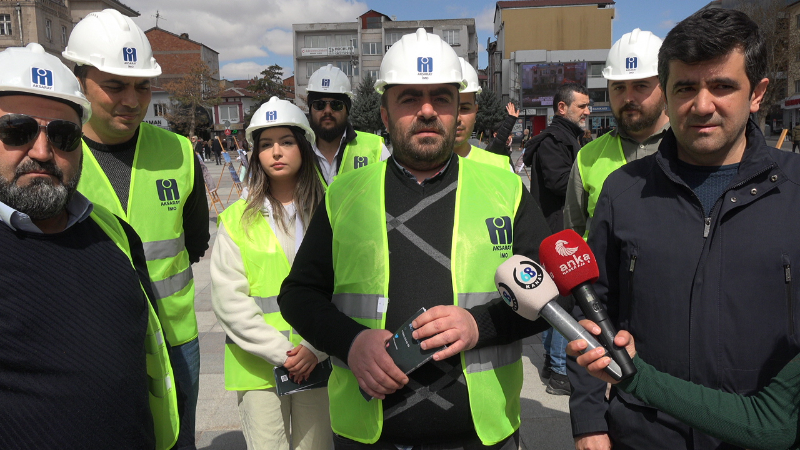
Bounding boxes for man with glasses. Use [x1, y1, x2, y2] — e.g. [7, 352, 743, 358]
[306, 64, 389, 186]
[63, 9, 209, 450]
[0, 43, 179, 449]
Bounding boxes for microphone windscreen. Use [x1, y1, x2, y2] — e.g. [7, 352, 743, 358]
[539, 229, 599, 296]
[495, 255, 560, 321]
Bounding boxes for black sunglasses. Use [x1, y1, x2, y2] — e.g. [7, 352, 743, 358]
[0, 114, 83, 152]
[310, 99, 345, 111]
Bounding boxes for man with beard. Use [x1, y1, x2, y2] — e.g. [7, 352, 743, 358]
[521, 82, 589, 398]
[306, 64, 389, 187]
[563, 29, 669, 239]
[279, 28, 561, 449]
[63, 10, 209, 450]
[0, 43, 179, 449]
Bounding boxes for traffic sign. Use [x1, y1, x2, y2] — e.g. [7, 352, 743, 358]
[224, 129, 231, 136]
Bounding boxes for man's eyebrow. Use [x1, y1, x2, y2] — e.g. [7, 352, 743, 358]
[429, 87, 456, 100]
[396, 88, 423, 98]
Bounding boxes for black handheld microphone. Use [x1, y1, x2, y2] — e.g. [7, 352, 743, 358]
[495, 255, 623, 380]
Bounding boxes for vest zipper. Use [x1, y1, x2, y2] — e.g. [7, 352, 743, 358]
[628, 254, 637, 302]
[703, 217, 711, 238]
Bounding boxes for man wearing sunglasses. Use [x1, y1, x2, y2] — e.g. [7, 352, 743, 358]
[0, 43, 179, 449]
[63, 9, 209, 450]
[306, 64, 390, 187]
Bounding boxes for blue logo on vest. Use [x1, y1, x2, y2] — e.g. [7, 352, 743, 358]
[31, 68, 53, 90]
[486, 216, 513, 250]
[417, 57, 433, 74]
[322, 78, 331, 87]
[354, 156, 368, 169]
[156, 179, 180, 203]
[123, 47, 137, 65]
[266, 111, 277, 122]
[626, 57, 638, 70]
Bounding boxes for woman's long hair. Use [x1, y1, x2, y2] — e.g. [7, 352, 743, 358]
[242, 126, 324, 235]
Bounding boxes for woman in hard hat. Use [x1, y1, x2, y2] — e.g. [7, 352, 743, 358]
[210, 97, 329, 450]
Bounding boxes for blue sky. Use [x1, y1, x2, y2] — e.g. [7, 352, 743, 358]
[129, 0, 709, 81]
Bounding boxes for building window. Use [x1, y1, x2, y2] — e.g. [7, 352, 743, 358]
[304, 35, 327, 48]
[153, 103, 167, 117]
[362, 42, 381, 55]
[443, 30, 460, 46]
[365, 69, 379, 80]
[796, 14, 800, 29]
[589, 89, 607, 103]
[334, 61, 358, 77]
[589, 63, 604, 77]
[795, 79, 800, 94]
[366, 16, 381, 29]
[45, 19, 52, 42]
[385, 32, 402, 46]
[333, 34, 357, 48]
[0, 14, 11, 35]
[307, 61, 326, 78]
[61, 26, 67, 48]
[219, 105, 239, 123]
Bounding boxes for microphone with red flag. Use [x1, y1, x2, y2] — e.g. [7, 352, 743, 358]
[539, 229, 636, 381]
[494, 255, 623, 380]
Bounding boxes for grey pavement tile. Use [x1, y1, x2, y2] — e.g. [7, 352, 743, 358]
[197, 430, 246, 450]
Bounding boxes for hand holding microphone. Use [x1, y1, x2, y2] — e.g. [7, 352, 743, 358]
[495, 255, 624, 381]
[538, 230, 636, 381]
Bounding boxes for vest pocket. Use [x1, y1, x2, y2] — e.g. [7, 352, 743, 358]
[783, 254, 795, 336]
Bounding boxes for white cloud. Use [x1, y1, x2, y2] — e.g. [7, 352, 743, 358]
[478, 42, 485, 53]
[131, 0, 367, 62]
[659, 19, 676, 30]
[220, 62, 270, 81]
[476, 6, 496, 33]
[261, 30, 294, 57]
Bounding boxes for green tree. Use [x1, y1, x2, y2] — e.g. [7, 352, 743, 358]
[475, 89, 506, 140]
[350, 73, 383, 133]
[243, 64, 288, 128]
[163, 60, 220, 137]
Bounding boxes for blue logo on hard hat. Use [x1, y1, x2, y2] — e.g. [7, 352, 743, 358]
[31, 68, 53, 90]
[626, 57, 638, 71]
[322, 79, 331, 88]
[417, 57, 433, 74]
[266, 111, 277, 121]
[123, 47, 137, 63]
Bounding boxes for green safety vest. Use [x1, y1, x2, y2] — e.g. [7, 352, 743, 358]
[467, 145, 510, 170]
[217, 199, 302, 390]
[78, 123, 198, 346]
[576, 132, 626, 239]
[89, 204, 180, 450]
[325, 159, 524, 445]
[316, 130, 384, 188]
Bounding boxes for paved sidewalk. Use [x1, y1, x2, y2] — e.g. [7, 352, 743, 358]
[193, 152, 574, 449]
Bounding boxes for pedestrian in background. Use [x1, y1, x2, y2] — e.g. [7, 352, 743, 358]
[211, 97, 330, 450]
[792, 122, 800, 153]
[212, 137, 223, 165]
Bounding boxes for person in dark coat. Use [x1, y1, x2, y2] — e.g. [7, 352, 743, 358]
[211, 137, 223, 165]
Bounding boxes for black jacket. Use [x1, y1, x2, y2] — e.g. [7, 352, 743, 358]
[568, 120, 800, 449]
[526, 115, 583, 233]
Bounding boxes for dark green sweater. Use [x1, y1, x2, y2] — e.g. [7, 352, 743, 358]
[618, 355, 800, 450]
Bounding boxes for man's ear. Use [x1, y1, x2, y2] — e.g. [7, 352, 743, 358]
[381, 107, 389, 130]
[557, 101, 567, 116]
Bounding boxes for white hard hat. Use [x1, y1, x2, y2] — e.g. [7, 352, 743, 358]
[459, 57, 482, 94]
[307, 64, 352, 98]
[375, 28, 466, 94]
[246, 97, 316, 147]
[0, 43, 92, 123]
[602, 29, 662, 81]
[63, 9, 162, 77]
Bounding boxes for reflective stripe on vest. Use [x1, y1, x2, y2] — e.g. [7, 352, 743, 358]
[325, 159, 523, 445]
[317, 131, 384, 188]
[78, 123, 198, 346]
[218, 199, 300, 390]
[89, 205, 179, 450]
[467, 146, 510, 170]
[576, 133, 626, 240]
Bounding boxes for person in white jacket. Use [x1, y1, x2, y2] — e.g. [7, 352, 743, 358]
[210, 97, 329, 450]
